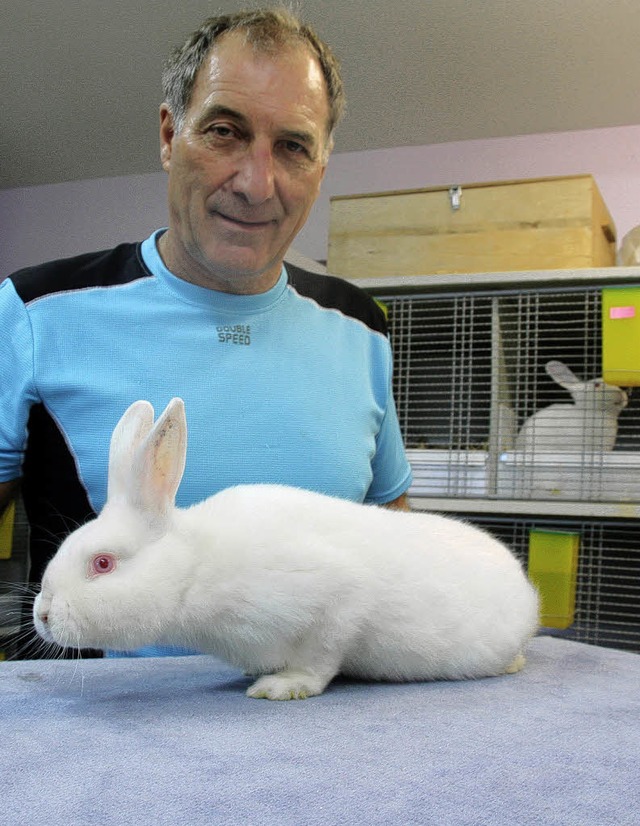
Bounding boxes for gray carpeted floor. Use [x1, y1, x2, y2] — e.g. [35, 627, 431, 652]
[1, 636, 638, 826]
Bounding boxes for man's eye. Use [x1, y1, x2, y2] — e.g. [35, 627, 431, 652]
[283, 140, 307, 155]
[207, 124, 237, 139]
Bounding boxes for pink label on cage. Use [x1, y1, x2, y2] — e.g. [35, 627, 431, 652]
[609, 306, 636, 319]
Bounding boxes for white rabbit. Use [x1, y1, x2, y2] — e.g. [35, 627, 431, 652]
[34, 398, 539, 700]
[515, 360, 628, 454]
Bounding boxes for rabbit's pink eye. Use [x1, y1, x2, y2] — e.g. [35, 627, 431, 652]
[91, 554, 116, 576]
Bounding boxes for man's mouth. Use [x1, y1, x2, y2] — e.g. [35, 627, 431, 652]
[215, 211, 275, 230]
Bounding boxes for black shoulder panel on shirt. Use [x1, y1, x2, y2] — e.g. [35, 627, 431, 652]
[10, 242, 149, 304]
[285, 262, 388, 336]
[21, 404, 96, 583]
[19, 406, 102, 659]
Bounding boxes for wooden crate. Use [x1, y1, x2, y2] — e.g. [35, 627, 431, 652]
[327, 175, 616, 277]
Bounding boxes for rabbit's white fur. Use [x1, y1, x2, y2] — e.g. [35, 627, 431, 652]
[34, 398, 539, 700]
[515, 360, 627, 454]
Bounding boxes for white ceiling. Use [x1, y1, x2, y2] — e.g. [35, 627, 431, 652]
[3, 0, 640, 190]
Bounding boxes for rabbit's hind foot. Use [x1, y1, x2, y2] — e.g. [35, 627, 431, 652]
[504, 653, 526, 674]
[246, 670, 330, 701]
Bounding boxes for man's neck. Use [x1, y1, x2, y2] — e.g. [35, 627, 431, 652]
[157, 231, 283, 295]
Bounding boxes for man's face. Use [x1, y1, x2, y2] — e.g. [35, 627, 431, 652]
[159, 32, 330, 293]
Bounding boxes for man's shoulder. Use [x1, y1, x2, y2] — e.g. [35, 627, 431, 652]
[284, 262, 387, 335]
[9, 241, 149, 303]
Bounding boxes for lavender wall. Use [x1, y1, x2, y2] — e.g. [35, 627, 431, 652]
[0, 173, 168, 276]
[2, 124, 640, 276]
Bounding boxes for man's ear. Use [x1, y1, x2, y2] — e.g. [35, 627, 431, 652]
[159, 104, 175, 172]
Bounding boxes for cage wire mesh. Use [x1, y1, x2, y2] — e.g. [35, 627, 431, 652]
[382, 284, 640, 502]
[463, 513, 640, 653]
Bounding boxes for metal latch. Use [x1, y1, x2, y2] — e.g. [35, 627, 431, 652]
[448, 185, 462, 211]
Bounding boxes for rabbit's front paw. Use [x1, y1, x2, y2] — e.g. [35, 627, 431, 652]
[246, 671, 326, 701]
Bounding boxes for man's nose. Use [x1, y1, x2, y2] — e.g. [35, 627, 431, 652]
[232, 142, 276, 205]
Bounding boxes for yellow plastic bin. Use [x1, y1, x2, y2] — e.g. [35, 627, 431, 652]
[0, 500, 15, 560]
[528, 529, 579, 629]
[602, 287, 640, 386]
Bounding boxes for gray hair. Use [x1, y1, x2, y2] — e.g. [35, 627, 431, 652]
[161, 6, 345, 148]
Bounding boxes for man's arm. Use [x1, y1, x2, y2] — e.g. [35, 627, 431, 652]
[0, 479, 20, 515]
[382, 492, 410, 511]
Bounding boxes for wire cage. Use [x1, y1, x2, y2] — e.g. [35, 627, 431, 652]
[372, 270, 640, 656]
[381, 279, 640, 502]
[463, 512, 640, 654]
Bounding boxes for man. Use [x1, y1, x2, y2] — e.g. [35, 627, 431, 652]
[0, 8, 412, 656]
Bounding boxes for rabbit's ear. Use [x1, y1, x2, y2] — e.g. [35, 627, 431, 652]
[107, 400, 155, 502]
[133, 397, 187, 520]
[545, 360, 581, 390]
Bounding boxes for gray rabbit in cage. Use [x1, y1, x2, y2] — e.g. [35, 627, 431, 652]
[515, 360, 628, 453]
